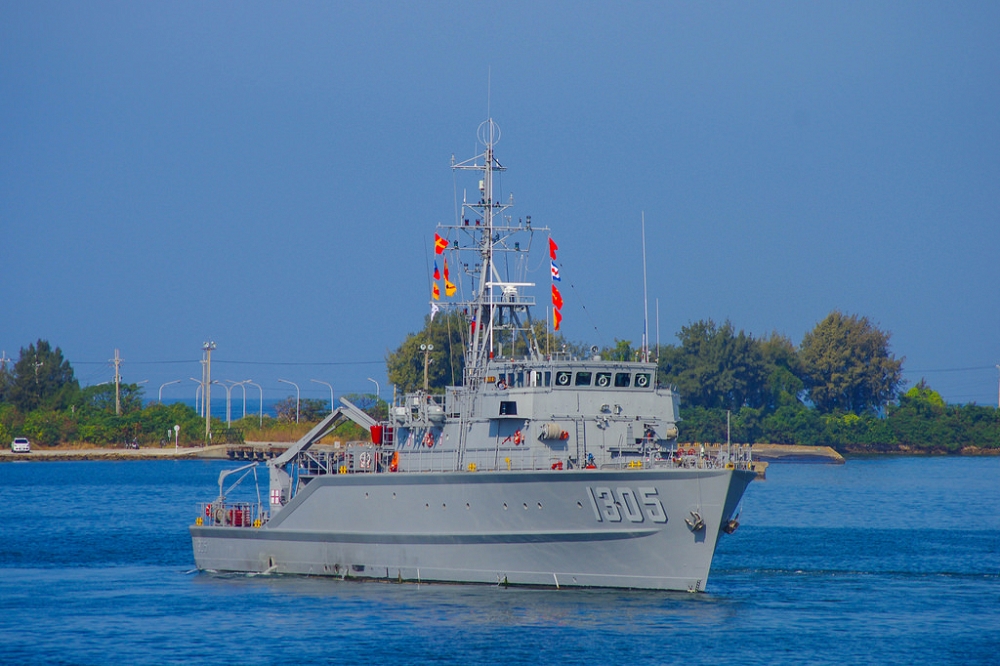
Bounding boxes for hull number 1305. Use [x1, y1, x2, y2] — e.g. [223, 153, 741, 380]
[587, 486, 667, 523]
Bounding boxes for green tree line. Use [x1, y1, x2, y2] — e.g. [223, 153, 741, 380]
[6, 307, 999, 452]
[0, 339, 378, 447]
[387, 310, 999, 453]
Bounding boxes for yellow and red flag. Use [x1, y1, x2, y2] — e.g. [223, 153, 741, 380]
[432, 282, 440, 300]
[553, 308, 562, 331]
[443, 258, 456, 296]
[434, 233, 448, 254]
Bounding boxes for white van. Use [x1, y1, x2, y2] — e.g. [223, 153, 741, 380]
[11, 437, 31, 453]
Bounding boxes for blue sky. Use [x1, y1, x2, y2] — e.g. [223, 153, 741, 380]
[2, 2, 999, 407]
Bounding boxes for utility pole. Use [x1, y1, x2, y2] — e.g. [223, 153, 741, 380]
[203, 342, 216, 440]
[996, 365, 999, 409]
[111, 348, 123, 415]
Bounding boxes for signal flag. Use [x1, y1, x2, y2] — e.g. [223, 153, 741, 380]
[434, 233, 448, 254]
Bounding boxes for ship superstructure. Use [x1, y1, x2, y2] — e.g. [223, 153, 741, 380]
[190, 119, 755, 591]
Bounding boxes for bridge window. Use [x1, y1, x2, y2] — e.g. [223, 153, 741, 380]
[499, 401, 518, 416]
[575, 372, 592, 386]
[635, 373, 651, 388]
[614, 372, 631, 387]
[595, 372, 612, 388]
[555, 371, 572, 387]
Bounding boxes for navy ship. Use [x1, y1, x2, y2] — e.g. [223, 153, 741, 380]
[190, 118, 755, 591]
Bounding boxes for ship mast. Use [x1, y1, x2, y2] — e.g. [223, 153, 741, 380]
[445, 119, 546, 386]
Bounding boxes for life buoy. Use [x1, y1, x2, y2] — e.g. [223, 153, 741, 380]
[687, 448, 696, 456]
[390, 451, 399, 472]
[423, 431, 435, 448]
[513, 430, 523, 445]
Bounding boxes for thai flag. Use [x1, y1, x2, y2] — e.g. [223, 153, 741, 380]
[550, 260, 561, 281]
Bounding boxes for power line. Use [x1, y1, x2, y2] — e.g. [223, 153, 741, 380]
[904, 366, 994, 374]
[73, 359, 383, 366]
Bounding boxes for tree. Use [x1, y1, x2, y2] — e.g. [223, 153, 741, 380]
[340, 392, 388, 420]
[6, 340, 79, 412]
[758, 332, 806, 410]
[386, 312, 469, 393]
[75, 383, 145, 415]
[601, 339, 636, 362]
[799, 311, 903, 414]
[274, 397, 329, 423]
[657, 320, 768, 411]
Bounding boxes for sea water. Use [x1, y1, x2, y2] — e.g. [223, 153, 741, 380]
[0, 457, 997, 665]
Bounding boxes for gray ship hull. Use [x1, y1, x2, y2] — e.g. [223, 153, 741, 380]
[190, 467, 753, 591]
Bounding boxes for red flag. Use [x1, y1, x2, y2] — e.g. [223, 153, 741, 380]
[551, 284, 563, 310]
[548, 237, 558, 260]
[434, 233, 448, 254]
[553, 308, 562, 331]
[443, 258, 450, 281]
[433, 261, 441, 281]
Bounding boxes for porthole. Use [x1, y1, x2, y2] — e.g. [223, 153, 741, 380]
[503, 503, 508, 510]
[576, 501, 583, 509]
[523, 503, 528, 510]
[465, 503, 471, 510]
[537, 502, 543, 509]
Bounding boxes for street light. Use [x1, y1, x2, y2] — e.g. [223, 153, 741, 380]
[173, 424, 180, 452]
[220, 381, 236, 428]
[233, 381, 248, 419]
[419, 344, 434, 392]
[278, 379, 300, 423]
[189, 378, 203, 417]
[159, 380, 182, 404]
[245, 380, 263, 428]
[310, 379, 334, 414]
[367, 377, 380, 404]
